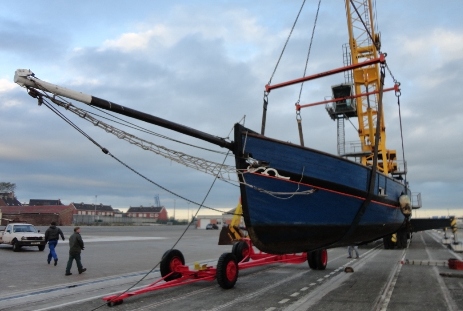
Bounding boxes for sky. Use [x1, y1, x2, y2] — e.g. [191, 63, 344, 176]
[1, 0, 462, 219]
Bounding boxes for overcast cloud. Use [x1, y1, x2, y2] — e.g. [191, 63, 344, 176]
[1, 0, 462, 218]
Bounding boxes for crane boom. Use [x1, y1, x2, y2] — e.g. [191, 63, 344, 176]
[345, 0, 397, 175]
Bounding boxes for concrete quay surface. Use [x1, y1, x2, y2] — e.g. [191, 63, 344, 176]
[0, 225, 462, 311]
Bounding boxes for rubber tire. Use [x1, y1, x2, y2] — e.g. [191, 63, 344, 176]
[396, 232, 407, 249]
[160, 249, 185, 281]
[316, 249, 328, 270]
[38, 245, 45, 251]
[107, 300, 123, 307]
[307, 251, 317, 269]
[383, 235, 393, 249]
[216, 253, 238, 289]
[12, 240, 20, 252]
[232, 241, 250, 263]
[308, 249, 327, 270]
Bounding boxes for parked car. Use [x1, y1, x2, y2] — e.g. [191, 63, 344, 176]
[206, 224, 218, 230]
[0, 223, 46, 251]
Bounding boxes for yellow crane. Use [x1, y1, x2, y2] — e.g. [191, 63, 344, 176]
[342, 0, 398, 175]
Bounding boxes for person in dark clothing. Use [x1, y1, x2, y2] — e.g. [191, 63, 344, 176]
[44, 221, 65, 266]
[65, 227, 86, 276]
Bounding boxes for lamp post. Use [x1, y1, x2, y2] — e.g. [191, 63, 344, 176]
[94, 195, 97, 223]
[187, 202, 190, 223]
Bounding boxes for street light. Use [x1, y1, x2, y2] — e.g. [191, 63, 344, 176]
[94, 195, 98, 223]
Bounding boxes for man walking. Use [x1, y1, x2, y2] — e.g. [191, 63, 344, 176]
[65, 226, 86, 276]
[45, 221, 65, 266]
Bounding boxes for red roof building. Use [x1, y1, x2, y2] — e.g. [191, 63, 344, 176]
[126, 206, 169, 222]
[0, 205, 76, 226]
[0, 192, 22, 206]
[72, 202, 115, 216]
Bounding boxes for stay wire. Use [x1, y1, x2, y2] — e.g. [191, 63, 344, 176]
[396, 93, 407, 186]
[39, 97, 105, 152]
[28, 78, 239, 197]
[267, 0, 306, 86]
[39, 96, 238, 216]
[87, 105, 229, 155]
[297, 0, 321, 102]
[30, 75, 229, 156]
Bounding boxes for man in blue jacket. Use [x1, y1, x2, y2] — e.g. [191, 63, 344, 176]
[65, 227, 86, 276]
[44, 221, 65, 266]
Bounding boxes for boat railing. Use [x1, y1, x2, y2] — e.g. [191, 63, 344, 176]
[340, 141, 366, 162]
[393, 160, 406, 173]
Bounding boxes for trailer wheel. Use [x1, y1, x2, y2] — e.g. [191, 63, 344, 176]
[383, 235, 392, 249]
[232, 241, 250, 263]
[307, 251, 317, 269]
[308, 249, 327, 270]
[217, 253, 238, 289]
[396, 232, 408, 249]
[12, 240, 21, 252]
[160, 249, 185, 281]
[107, 299, 123, 307]
[316, 249, 328, 270]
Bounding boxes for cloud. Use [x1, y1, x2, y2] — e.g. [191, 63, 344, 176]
[102, 27, 168, 52]
[400, 28, 463, 65]
[0, 79, 16, 92]
[1, 1, 462, 217]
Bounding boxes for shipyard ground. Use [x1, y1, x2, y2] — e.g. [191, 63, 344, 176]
[1, 226, 462, 311]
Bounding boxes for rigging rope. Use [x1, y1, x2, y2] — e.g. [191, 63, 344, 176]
[396, 88, 408, 187]
[45, 94, 238, 181]
[297, 0, 321, 102]
[34, 93, 238, 216]
[89, 105, 229, 155]
[262, 0, 307, 135]
[267, 0, 307, 86]
[295, 0, 321, 146]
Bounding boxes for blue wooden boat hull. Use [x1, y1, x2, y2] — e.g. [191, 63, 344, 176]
[234, 124, 408, 254]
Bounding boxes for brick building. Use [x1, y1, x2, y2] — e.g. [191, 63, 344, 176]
[0, 205, 76, 226]
[29, 199, 63, 206]
[126, 206, 169, 222]
[72, 203, 115, 217]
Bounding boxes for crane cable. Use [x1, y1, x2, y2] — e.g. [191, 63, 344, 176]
[267, 0, 307, 87]
[385, 62, 407, 185]
[396, 88, 407, 187]
[296, 0, 322, 147]
[296, 0, 322, 102]
[262, 0, 307, 135]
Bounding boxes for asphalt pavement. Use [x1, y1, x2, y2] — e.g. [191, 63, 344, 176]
[0, 225, 462, 311]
